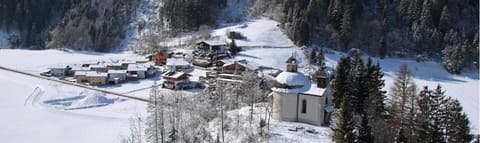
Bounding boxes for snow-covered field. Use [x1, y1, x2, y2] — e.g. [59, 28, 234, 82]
[0, 67, 146, 143]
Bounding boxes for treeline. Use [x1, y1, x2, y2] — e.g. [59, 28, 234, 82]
[331, 51, 472, 142]
[0, 0, 69, 48]
[249, 0, 479, 73]
[159, 0, 227, 35]
[0, 0, 139, 52]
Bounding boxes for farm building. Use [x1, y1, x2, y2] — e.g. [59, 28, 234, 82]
[270, 56, 333, 126]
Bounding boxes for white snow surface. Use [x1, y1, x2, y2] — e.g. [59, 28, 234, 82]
[0, 68, 146, 143]
[212, 18, 295, 47]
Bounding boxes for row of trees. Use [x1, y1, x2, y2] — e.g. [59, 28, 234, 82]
[331, 54, 473, 142]
[331, 51, 386, 142]
[389, 65, 472, 142]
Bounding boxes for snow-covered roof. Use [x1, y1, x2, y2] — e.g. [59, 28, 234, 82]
[107, 70, 127, 74]
[236, 59, 261, 70]
[271, 71, 326, 96]
[166, 58, 189, 66]
[86, 72, 108, 77]
[70, 65, 91, 71]
[49, 65, 68, 69]
[89, 65, 106, 68]
[275, 72, 309, 86]
[162, 71, 188, 79]
[197, 40, 227, 46]
[127, 64, 149, 71]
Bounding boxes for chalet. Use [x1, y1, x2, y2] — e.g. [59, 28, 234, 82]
[127, 63, 156, 79]
[89, 65, 108, 72]
[166, 58, 190, 72]
[271, 56, 333, 126]
[107, 70, 127, 84]
[219, 59, 260, 74]
[196, 40, 227, 52]
[193, 40, 229, 63]
[162, 71, 191, 89]
[148, 51, 169, 65]
[49, 65, 70, 77]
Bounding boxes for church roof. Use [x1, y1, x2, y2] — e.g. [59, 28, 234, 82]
[271, 71, 325, 96]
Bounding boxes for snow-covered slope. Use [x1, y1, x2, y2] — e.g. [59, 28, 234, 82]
[212, 18, 295, 47]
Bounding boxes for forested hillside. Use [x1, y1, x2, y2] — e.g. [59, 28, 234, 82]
[0, 0, 139, 52]
[249, 0, 479, 73]
[0, 0, 477, 72]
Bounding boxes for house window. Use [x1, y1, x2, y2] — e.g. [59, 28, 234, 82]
[301, 100, 307, 114]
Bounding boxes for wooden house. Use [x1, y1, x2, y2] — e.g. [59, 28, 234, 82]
[149, 51, 169, 65]
[162, 71, 191, 89]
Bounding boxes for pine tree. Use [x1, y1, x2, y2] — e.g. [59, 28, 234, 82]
[333, 95, 355, 143]
[389, 64, 417, 142]
[332, 56, 352, 108]
[310, 48, 317, 65]
[357, 113, 374, 143]
[430, 85, 447, 142]
[379, 38, 386, 59]
[438, 6, 450, 32]
[318, 48, 325, 65]
[366, 59, 386, 120]
[340, 1, 352, 50]
[352, 54, 368, 114]
[446, 99, 473, 143]
[229, 39, 241, 55]
[442, 44, 464, 74]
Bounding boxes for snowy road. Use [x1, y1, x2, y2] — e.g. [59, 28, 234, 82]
[0, 66, 149, 102]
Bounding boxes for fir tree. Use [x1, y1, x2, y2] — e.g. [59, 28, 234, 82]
[318, 48, 325, 65]
[333, 95, 355, 143]
[310, 48, 317, 65]
[442, 44, 464, 74]
[332, 56, 352, 108]
[446, 99, 473, 143]
[229, 39, 241, 56]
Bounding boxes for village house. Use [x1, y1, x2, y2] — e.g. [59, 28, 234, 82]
[192, 40, 230, 67]
[148, 51, 169, 65]
[49, 65, 70, 77]
[127, 63, 156, 79]
[162, 71, 191, 89]
[270, 56, 333, 126]
[166, 58, 190, 72]
[107, 70, 127, 84]
[218, 59, 260, 74]
[85, 72, 108, 85]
